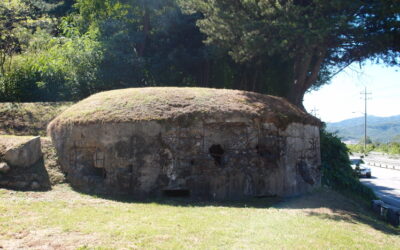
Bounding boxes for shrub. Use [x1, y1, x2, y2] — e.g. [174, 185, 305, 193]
[320, 128, 376, 202]
[0, 32, 103, 102]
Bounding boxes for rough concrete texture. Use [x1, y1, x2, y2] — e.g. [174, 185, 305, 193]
[48, 88, 321, 199]
[4, 136, 42, 168]
[0, 162, 10, 174]
[0, 136, 52, 191]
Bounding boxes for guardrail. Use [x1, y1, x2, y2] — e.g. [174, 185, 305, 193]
[365, 160, 400, 171]
[372, 200, 399, 227]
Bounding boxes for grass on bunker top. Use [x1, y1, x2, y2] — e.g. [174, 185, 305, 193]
[0, 186, 399, 249]
[50, 87, 319, 129]
[0, 102, 72, 136]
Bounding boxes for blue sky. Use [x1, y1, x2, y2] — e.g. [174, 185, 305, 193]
[304, 62, 400, 123]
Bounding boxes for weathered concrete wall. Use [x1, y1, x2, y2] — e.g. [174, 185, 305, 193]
[50, 117, 321, 199]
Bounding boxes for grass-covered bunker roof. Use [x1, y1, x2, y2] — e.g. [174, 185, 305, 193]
[48, 87, 320, 130]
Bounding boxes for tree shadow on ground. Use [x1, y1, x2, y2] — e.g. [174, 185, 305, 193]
[72, 186, 283, 209]
[71, 186, 400, 236]
[276, 188, 399, 236]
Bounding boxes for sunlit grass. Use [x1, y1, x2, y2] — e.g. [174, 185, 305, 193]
[0, 185, 398, 249]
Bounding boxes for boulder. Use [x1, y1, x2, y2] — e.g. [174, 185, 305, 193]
[4, 136, 42, 168]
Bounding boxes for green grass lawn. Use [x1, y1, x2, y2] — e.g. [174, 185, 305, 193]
[0, 185, 398, 249]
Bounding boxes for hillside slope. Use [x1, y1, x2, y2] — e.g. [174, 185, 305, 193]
[327, 115, 400, 143]
[0, 103, 72, 136]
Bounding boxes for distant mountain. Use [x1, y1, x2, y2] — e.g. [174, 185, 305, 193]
[326, 115, 400, 143]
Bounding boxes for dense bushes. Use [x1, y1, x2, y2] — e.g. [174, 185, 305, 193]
[320, 128, 376, 201]
[0, 32, 104, 102]
[0, 0, 330, 102]
[0, 0, 229, 102]
[375, 143, 400, 155]
[348, 142, 400, 155]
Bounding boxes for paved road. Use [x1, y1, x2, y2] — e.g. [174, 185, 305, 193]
[360, 166, 400, 207]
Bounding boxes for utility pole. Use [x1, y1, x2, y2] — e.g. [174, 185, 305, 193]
[360, 86, 372, 153]
[310, 107, 319, 118]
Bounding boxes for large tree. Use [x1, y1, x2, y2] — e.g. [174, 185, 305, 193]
[180, 0, 400, 108]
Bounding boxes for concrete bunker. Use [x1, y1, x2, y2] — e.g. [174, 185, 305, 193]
[48, 87, 321, 199]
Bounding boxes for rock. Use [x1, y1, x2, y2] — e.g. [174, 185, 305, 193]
[4, 136, 42, 168]
[30, 181, 40, 190]
[0, 162, 10, 174]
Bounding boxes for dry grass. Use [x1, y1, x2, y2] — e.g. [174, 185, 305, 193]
[0, 102, 72, 136]
[0, 186, 398, 249]
[41, 137, 66, 185]
[49, 87, 319, 130]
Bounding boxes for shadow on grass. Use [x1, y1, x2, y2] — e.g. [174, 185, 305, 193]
[71, 186, 283, 209]
[276, 188, 400, 236]
[0, 158, 52, 192]
[69, 185, 400, 236]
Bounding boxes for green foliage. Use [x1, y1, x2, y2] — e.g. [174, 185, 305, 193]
[0, 32, 103, 101]
[0, 0, 60, 75]
[181, 0, 400, 106]
[1, 0, 399, 104]
[347, 140, 400, 155]
[347, 143, 375, 155]
[320, 128, 376, 201]
[371, 142, 400, 155]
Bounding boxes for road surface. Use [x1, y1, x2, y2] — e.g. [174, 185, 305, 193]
[360, 166, 400, 208]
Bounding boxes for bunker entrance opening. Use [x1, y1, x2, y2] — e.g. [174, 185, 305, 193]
[209, 144, 224, 166]
[163, 189, 191, 197]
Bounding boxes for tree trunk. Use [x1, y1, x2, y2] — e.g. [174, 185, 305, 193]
[137, 6, 150, 57]
[287, 81, 307, 110]
[287, 46, 326, 110]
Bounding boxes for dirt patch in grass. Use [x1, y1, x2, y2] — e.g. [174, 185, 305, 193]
[0, 102, 72, 136]
[0, 228, 100, 250]
[49, 87, 320, 130]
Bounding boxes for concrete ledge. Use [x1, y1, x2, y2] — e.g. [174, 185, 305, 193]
[372, 200, 400, 227]
[366, 161, 400, 171]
